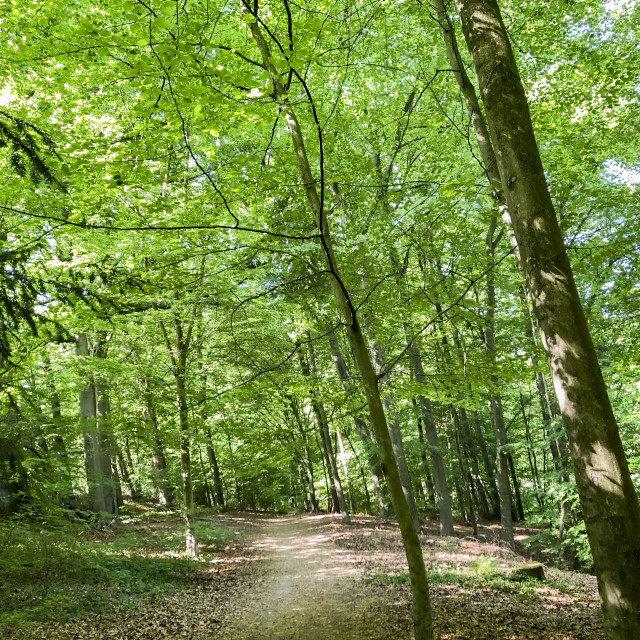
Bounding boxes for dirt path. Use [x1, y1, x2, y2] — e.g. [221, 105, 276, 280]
[35, 512, 606, 640]
[214, 514, 408, 639]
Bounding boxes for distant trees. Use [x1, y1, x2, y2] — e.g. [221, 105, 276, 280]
[1, 0, 639, 637]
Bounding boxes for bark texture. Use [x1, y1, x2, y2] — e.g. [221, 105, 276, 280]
[454, 1, 640, 636]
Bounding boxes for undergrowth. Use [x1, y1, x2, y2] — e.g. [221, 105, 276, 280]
[367, 555, 574, 601]
[0, 510, 235, 637]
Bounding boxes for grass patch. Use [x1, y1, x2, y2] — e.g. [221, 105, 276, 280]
[367, 556, 571, 601]
[0, 512, 236, 638]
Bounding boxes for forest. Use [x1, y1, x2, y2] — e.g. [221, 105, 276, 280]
[0, 0, 639, 638]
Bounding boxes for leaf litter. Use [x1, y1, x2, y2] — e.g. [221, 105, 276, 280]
[24, 512, 604, 640]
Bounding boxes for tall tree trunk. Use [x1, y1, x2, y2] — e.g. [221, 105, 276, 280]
[470, 410, 500, 517]
[158, 317, 198, 558]
[329, 331, 389, 517]
[433, 0, 512, 544]
[225, 430, 242, 509]
[243, 11, 434, 637]
[451, 325, 499, 522]
[458, 407, 492, 521]
[44, 353, 72, 497]
[296, 461, 310, 511]
[486, 392, 514, 546]
[96, 384, 123, 510]
[450, 406, 478, 537]
[366, 330, 421, 532]
[507, 452, 525, 522]
[117, 448, 137, 501]
[304, 336, 350, 523]
[175, 372, 197, 558]
[205, 430, 225, 507]
[453, 1, 640, 635]
[519, 392, 544, 510]
[346, 430, 373, 514]
[336, 427, 356, 513]
[143, 380, 173, 506]
[412, 401, 436, 509]
[124, 436, 141, 499]
[483, 237, 515, 547]
[77, 334, 117, 517]
[198, 444, 213, 508]
[289, 396, 319, 512]
[406, 334, 454, 535]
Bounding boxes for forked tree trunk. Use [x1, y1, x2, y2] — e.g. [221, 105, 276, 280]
[77, 333, 117, 517]
[453, 1, 640, 636]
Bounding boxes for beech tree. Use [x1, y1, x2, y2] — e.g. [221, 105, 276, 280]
[452, 0, 640, 636]
[1, 1, 640, 638]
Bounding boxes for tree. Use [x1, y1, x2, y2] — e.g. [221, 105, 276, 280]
[453, 0, 640, 636]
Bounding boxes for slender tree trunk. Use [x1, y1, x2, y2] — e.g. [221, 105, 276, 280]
[143, 382, 173, 506]
[406, 335, 454, 535]
[296, 462, 310, 511]
[43, 355, 72, 497]
[243, 12, 434, 636]
[225, 430, 242, 509]
[346, 430, 373, 514]
[453, 1, 640, 635]
[123, 436, 140, 499]
[507, 452, 525, 521]
[487, 392, 514, 546]
[366, 330, 421, 532]
[77, 333, 117, 517]
[305, 336, 350, 523]
[412, 401, 436, 509]
[205, 430, 224, 507]
[158, 317, 198, 558]
[329, 331, 389, 517]
[198, 444, 213, 508]
[176, 373, 197, 557]
[520, 392, 544, 510]
[411, 396, 436, 509]
[450, 406, 477, 537]
[470, 410, 500, 517]
[458, 407, 492, 521]
[336, 427, 356, 513]
[117, 449, 136, 501]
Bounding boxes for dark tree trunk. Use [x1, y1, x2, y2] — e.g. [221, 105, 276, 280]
[244, 12, 434, 635]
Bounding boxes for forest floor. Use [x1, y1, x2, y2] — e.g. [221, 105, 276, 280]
[15, 511, 605, 640]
